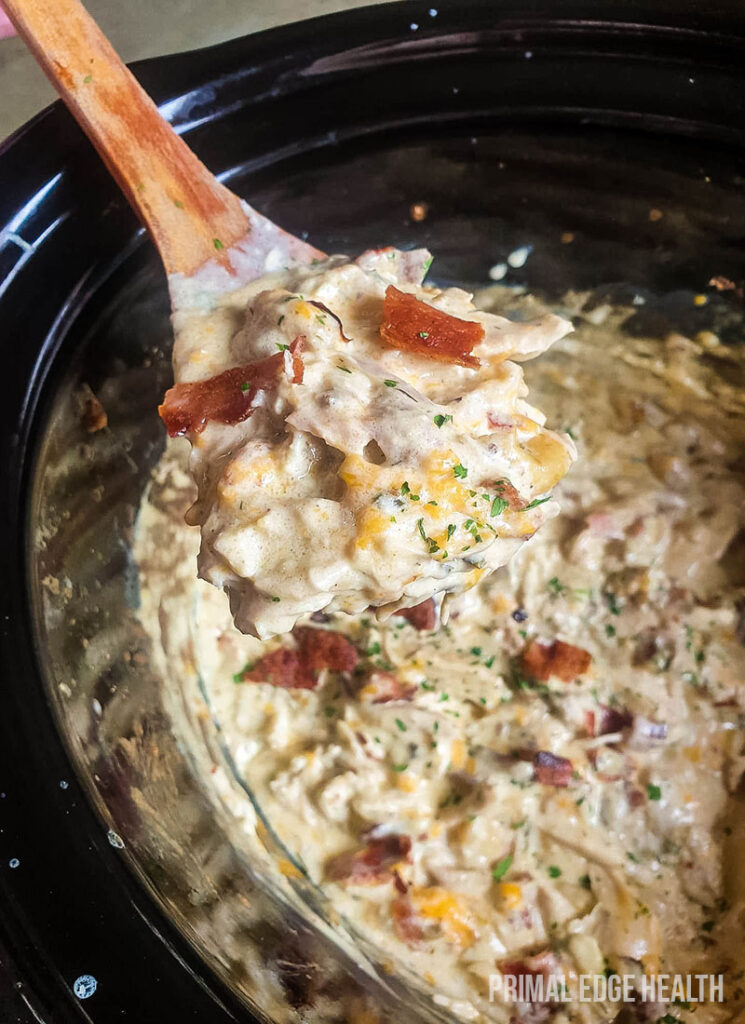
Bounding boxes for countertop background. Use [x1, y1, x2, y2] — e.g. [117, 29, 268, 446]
[0, 0, 399, 142]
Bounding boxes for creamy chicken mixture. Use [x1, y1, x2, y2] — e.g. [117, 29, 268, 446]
[161, 250, 574, 637]
[138, 291, 745, 1024]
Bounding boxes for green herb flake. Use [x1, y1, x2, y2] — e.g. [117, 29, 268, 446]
[491, 496, 509, 517]
[453, 464, 468, 479]
[647, 783, 662, 801]
[366, 642, 381, 656]
[391, 763, 409, 773]
[492, 854, 514, 882]
[384, 379, 398, 388]
[524, 495, 551, 509]
[434, 413, 453, 428]
[418, 330, 430, 339]
[240, 381, 251, 392]
[213, 238, 224, 250]
[395, 718, 407, 732]
[548, 865, 562, 878]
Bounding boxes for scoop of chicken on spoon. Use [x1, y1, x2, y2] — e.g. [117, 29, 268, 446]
[6, 0, 576, 639]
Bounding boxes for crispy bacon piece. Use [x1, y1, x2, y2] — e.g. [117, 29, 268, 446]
[391, 893, 425, 944]
[533, 751, 573, 787]
[361, 671, 417, 704]
[396, 599, 436, 631]
[500, 950, 559, 984]
[380, 285, 483, 368]
[492, 478, 528, 510]
[521, 639, 592, 683]
[244, 647, 304, 689]
[326, 833, 411, 885]
[500, 951, 561, 1011]
[242, 626, 358, 690]
[158, 337, 304, 437]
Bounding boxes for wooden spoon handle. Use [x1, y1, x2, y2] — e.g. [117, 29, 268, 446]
[3, 0, 250, 275]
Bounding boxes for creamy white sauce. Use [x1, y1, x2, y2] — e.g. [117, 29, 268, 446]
[138, 291, 745, 1024]
[168, 249, 574, 637]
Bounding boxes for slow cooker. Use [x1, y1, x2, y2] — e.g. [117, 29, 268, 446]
[1, 2, 744, 1020]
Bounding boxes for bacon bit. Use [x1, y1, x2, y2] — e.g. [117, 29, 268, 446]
[598, 705, 634, 735]
[242, 626, 358, 689]
[533, 751, 573, 787]
[158, 337, 303, 436]
[487, 414, 513, 431]
[243, 647, 304, 688]
[308, 300, 351, 341]
[392, 869, 408, 895]
[391, 894, 424, 944]
[521, 639, 592, 683]
[709, 274, 742, 296]
[627, 787, 645, 808]
[397, 599, 436, 631]
[491, 478, 527, 510]
[380, 285, 483, 368]
[80, 386, 108, 432]
[500, 951, 560, 1007]
[326, 833, 411, 885]
[287, 335, 305, 383]
[361, 671, 417, 704]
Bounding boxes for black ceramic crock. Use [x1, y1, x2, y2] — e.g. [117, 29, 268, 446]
[1, 2, 745, 1022]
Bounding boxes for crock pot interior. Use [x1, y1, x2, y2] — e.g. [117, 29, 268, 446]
[3, 3, 745, 1021]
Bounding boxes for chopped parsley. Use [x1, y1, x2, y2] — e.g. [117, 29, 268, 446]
[384, 379, 398, 388]
[524, 495, 551, 510]
[418, 330, 430, 339]
[547, 576, 567, 596]
[605, 624, 617, 638]
[453, 463, 468, 479]
[434, 413, 453, 428]
[271, 596, 281, 603]
[492, 854, 514, 881]
[213, 238, 224, 250]
[647, 783, 662, 801]
[417, 518, 440, 554]
[276, 341, 289, 350]
[240, 381, 251, 392]
[604, 590, 623, 615]
[391, 763, 408, 772]
[490, 496, 509, 517]
[395, 718, 407, 732]
[547, 865, 562, 878]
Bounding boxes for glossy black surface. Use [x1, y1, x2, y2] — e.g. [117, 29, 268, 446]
[1, 2, 745, 1020]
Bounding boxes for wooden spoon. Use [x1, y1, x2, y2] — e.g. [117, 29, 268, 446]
[3, 0, 324, 289]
